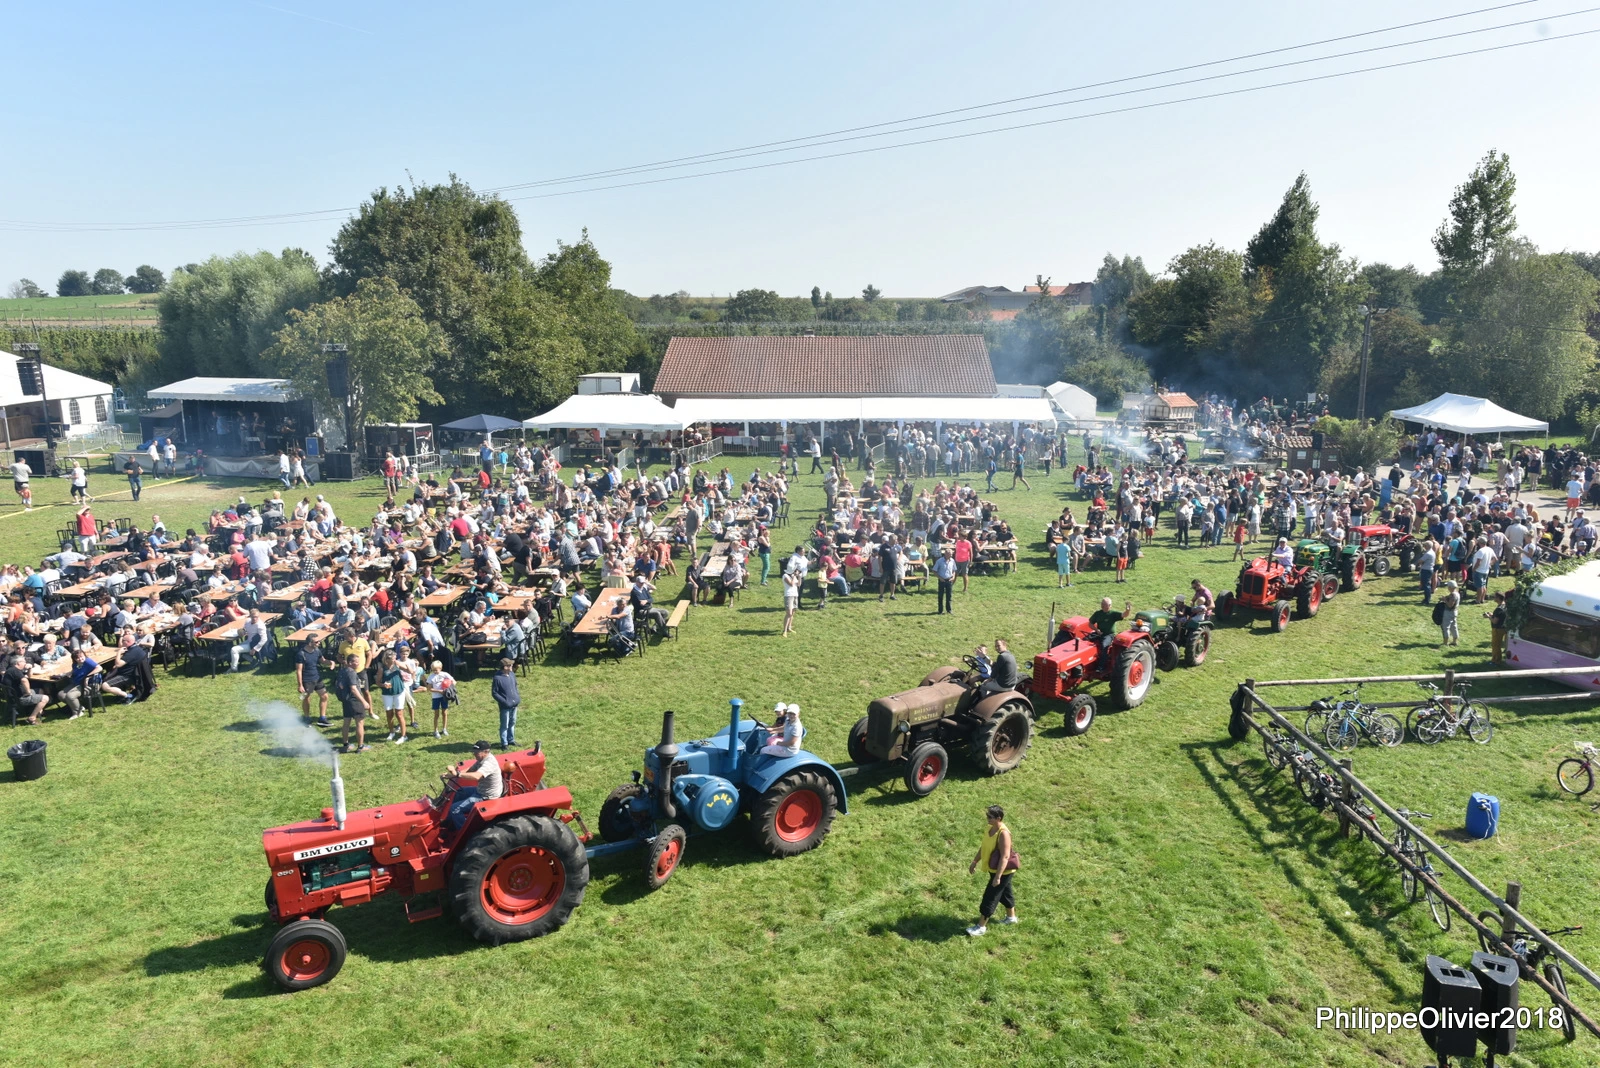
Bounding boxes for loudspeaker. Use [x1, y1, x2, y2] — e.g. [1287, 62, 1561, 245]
[1422, 955, 1482, 1058]
[1310, 431, 1325, 450]
[326, 355, 350, 398]
[15, 357, 42, 398]
[1470, 951, 1518, 1057]
[322, 451, 357, 481]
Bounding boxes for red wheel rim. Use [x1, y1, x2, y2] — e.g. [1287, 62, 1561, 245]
[1128, 660, 1145, 686]
[1074, 704, 1092, 729]
[279, 938, 331, 983]
[1310, 583, 1321, 609]
[1353, 557, 1365, 583]
[481, 846, 564, 925]
[915, 753, 944, 788]
[654, 838, 681, 879]
[774, 789, 823, 841]
[1278, 605, 1290, 627]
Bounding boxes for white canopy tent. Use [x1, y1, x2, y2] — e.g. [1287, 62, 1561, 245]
[1044, 382, 1098, 422]
[1387, 392, 1548, 435]
[523, 393, 688, 433]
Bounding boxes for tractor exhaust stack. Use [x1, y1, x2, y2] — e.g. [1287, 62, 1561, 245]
[1048, 601, 1057, 649]
[330, 755, 347, 830]
[655, 710, 679, 819]
[727, 698, 743, 774]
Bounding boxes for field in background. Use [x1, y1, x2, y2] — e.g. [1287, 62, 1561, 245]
[0, 293, 161, 326]
[0, 456, 1595, 1066]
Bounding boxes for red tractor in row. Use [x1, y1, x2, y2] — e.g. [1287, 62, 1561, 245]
[1217, 554, 1339, 633]
[260, 747, 589, 990]
[1018, 615, 1160, 735]
[1348, 523, 1416, 575]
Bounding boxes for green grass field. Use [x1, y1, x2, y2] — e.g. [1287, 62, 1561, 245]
[0, 292, 160, 324]
[0, 456, 1596, 1067]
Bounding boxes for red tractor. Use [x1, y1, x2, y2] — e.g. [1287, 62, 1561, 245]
[1017, 617, 1159, 735]
[260, 746, 589, 990]
[1348, 523, 1414, 575]
[1216, 555, 1339, 633]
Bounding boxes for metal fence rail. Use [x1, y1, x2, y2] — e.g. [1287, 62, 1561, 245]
[1226, 672, 1600, 1040]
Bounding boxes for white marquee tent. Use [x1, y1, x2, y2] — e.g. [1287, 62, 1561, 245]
[0, 348, 116, 443]
[1044, 382, 1098, 422]
[1388, 392, 1548, 435]
[523, 393, 688, 433]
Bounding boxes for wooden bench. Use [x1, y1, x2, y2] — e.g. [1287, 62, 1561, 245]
[665, 600, 690, 639]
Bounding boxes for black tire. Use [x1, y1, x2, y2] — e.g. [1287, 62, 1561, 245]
[1557, 758, 1594, 795]
[753, 769, 838, 855]
[598, 783, 646, 843]
[1270, 600, 1292, 633]
[1063, 694, 1097, 736]
[1304, 703, 1330, 739]
[1264, 731, 1288, 771]
[1545, 964, 1576, 1042]
[1295, 764, 1325, 809]
[1400, 855, 1419, 901]
[1296, 582, 1317, 619]
[1371, 555, 1391, 577]
[1398, 542, 1415, 573]
[1320, 573, 1340, 602]
[1110, 643, 1155, 709]
[644, 824, 686, 891]
[450, 815, 589, 946]
[1154, 640, 1180, 672]
[1375, 713, 1405, 748]
[902, 741, 949, 797]
[1340, 554, 1364, 592]
[1216, 591, 1235, 620]
[1476, 910, 1505, 954]
[265, 918, 347, 991]
[846, 715, 877, 765]
[974, 704, 1033, 774]
[1409, 707, 1446, 745]
[1184, 630, 1211, 667]
[1464, 703, 1493, 745]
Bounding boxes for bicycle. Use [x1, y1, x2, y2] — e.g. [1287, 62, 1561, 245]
[1556, 741, 1598, 796]
[1407, 681, 1492, 745]
[1322, 686, 1403, 751]
[1475, 914, 1583, 1043]
[1393, 810, 1450, 931]
[1292, 750, 1336, 810]
[1263, 727, 1293, 772]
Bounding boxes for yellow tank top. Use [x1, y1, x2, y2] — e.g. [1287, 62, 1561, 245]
[980, 823, 1010, 875]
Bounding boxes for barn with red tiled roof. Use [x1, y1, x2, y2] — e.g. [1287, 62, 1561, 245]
[653, 335, 996, 403]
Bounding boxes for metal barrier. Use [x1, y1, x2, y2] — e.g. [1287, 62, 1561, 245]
[1226, 667, 1600, 1040]
[679, 439, 723, 467]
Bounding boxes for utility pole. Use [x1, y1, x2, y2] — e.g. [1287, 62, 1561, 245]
[1355, 305, 1373, 424]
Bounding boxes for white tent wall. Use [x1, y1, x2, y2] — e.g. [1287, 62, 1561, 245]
[523, 393, 688, 432]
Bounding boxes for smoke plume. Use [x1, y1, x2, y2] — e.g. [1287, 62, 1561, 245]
[252, 700, 336, 765]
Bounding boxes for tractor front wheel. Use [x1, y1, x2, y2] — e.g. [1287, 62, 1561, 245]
[598, 783, 647, 843]
[450, 815, 589, 946]
[903, 741, 949, 797]
[265, 917, 347, 991]
[1371, 555, 1391, 577]
[1216, 591, 1235, 621]
[644, 824, 686, 891]
[1270, 600, 1292, 633]
[974, 704, 1033, 774]
[1154, 640, 1180, 672]
[753, 770, 838, 855]
[846, 715, 877, 765]
[1062, 694, 1097, 736]
[1340, 554, 1365, 591]
[1398, 542, 1415, 573]
[1110, 643, 1156, 709]
[1320, 573, 1340, 602]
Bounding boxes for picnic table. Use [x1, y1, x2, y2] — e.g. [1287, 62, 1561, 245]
[491, 589, 544, 614]
[420, 585, 467, 609]
[198, 613, 281, 644]
[262, 580, 312, 607]
[124, 582, 176, 602]
[88, 551, 131, 568]
[198, 582, 251, 604]
[976, 540, 1019, 573]
[54, 578, 105, 599]
[573, 587, 631, 636]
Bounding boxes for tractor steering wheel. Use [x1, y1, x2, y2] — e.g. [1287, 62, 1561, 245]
[962, 655, 983, 672]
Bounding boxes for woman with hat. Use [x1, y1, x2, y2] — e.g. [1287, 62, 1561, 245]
[1437, 579, 1461, 648]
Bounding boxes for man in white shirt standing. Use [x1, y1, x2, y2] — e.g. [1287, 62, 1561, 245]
[11, 456, 32, 510]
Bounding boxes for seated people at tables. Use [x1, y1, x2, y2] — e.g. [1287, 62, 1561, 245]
[35, 632, 67, 664]
[569, 581, 593, 619]
[230, 609, 272, 671]
[102, 633, 153, 702]
[139, 591, 165, 617]
[4, 652, 47, 725]
[60, 647, 102, 719]
[607, 599, 637, 654]
[629, 575, 668, 634]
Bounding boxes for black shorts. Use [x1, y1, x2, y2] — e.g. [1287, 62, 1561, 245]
[13, 481, 26, 494]
[303, 678, 326, 694]
[342, 701, 364, 720]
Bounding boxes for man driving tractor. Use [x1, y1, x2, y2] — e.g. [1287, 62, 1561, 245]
[443, 740, 504, 831]
[978, 638, 1018, 698]
[1084, 598, 1133, 651]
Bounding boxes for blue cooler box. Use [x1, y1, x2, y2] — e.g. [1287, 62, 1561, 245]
[1466, 793, 1500, 839]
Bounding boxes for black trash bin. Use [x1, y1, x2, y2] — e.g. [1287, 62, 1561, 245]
[8, 739, 47, 781]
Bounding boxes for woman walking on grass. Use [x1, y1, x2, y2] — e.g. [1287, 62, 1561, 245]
[1437, 579, 1461, 648]
[780, 568, 800, 637]
[966, 805, 1019, 936]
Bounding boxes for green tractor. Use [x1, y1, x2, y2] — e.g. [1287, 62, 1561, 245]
[1131, 600, 1214, 672]
[1293, 538, 1366, 594]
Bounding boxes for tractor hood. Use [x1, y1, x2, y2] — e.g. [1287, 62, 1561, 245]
[262, 798, 431, 868]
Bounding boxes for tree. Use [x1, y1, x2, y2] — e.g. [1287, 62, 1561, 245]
[810, 285, 822, 309]
[1358, 263, 1421, 317]
[1316, 416, 1401, 472]
[266, 277, 446, 441]
[862, 284, 881, 303]
[1127, 242, 1250, 384]
[1245, 173, 1318, 278]
[1092, 253, 1152, 317]
[1433, 149, 1517, 272]
[722, 288, 784, 322]
[156, 249, 323, 379]
[124, 265, 166, 294]
[57, 270, 92, 296]
[91, 268, 125, 295]
[529, 231, 647, 379]
[7, 279, 46, 299]
[1440, 241, 1597, 420]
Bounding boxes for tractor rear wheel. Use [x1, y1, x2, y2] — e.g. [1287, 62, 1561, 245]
[753, 769, 838, 856]
[1398, 542, 1415, 573]
[1320, 573, 1340, 602]
[598, 783, 647, 843]
[846, 715, 877, 765]
[1062, 694, 1097, 736]
[1371, 555, 1391, 577]
[265, 917, 347, 991]
[1270, 600, 1292, 633]
[644, 824, 686, 891]
[1340, 554, 1365, 592]
[903, 741, 949, 797]
[1216, 591, 1235, 620]
[450, 815, 589, 946]
[1110, 643, 1156, 709]
[1296, 580, 1321, 618]
[1155, 640, 1180, 672]
[1184, 630, 1211, 667]
[974, 704, 1033, 774]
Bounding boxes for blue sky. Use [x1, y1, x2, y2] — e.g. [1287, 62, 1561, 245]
[4, 1, 1598, 298]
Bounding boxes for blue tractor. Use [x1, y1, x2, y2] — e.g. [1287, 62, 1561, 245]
[591, 699, 848, 889]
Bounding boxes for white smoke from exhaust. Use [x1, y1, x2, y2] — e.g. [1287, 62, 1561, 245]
[252, 700, 336, 766]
